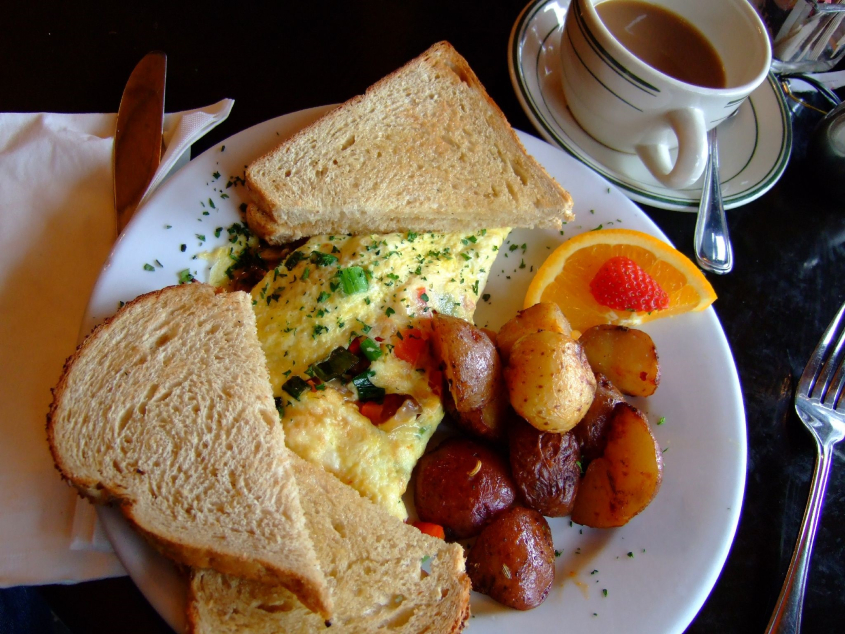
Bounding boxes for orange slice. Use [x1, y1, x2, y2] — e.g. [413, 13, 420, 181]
[525, 228, 717, 333]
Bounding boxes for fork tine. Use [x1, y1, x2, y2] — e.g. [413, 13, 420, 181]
[831, 361, 845, 411]
[798, 299, 845, 398]
[817, 305, 845, 402]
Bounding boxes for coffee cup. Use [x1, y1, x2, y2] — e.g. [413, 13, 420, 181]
[559, 0, 771, 189]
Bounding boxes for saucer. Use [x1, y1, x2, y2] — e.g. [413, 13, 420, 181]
[508, 0, 793, 211]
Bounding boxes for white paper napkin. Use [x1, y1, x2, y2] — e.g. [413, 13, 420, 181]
[0, 98, 234, 586]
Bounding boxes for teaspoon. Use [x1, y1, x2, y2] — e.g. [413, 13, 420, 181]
[694, 116, 734, 274]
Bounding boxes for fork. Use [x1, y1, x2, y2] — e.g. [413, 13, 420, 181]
[765, 299, 845, 634]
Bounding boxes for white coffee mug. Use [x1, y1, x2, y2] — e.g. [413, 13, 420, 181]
[559, 0, 771, 189]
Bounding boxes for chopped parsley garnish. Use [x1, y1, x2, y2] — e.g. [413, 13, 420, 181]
[385, 307, 396, 317]
[177, 269, 195, 284]
[317, 291, 331, 303]
[143, 263, 155, 271]
[284, 250, 306, 270]
[310, 250, 339, 267]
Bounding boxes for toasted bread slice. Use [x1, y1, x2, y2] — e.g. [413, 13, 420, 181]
[47, 284, 331, 618]
[188, 453, 471, 634]
[246, 41, 573, 244]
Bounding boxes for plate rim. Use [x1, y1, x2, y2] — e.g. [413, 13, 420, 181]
[91, 106, 748, 634]
[508, 0, 793, 211]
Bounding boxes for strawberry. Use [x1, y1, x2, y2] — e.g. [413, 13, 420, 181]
[589, 256, 669, 312]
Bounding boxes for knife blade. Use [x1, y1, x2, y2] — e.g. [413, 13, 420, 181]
[113, 51, 167, 233]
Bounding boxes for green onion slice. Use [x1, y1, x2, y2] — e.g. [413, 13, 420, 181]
[352, 371, 385, 401]
[314, 347, 360, 382]
[282, 376, 309, 400]
[339, 266, 369, 294]
[359, 337, 382, 361]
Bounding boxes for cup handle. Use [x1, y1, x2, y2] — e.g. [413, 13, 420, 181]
[635, 108, 708, 189]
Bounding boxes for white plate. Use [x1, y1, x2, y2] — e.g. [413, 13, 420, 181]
[508, 0, 793, 211]
[86, 106, 746, 634]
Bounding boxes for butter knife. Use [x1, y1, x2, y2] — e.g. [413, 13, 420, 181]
[113, 51, 167, 233]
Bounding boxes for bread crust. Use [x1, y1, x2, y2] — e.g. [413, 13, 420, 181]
[187, 455, 472, 634]
[245, 41, 573, 244]
[46, 284, 331, 618]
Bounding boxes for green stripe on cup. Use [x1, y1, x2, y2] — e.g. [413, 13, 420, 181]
[571, 0, 660, 97]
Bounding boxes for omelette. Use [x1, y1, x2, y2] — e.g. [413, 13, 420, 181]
[249, 229, 508, 518]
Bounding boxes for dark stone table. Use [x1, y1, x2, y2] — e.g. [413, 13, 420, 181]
[3, 1, 843, 632]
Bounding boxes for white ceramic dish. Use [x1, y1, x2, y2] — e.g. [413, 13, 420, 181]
[86, 106, 746, 634]
[508, 0, 793, 211]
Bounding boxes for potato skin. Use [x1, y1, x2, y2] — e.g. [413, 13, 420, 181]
[497, 302, 572, 363]
[431, 315, 510, 441]
[579, 325, 660, 397]
[508, 416, 581, 517]
[572, 373, 625, 464]
[571, 403, 664, 528]
[431, 313, 501, 412]
[443, 388, 509, 443]
[414, 438, 516, 539]
[466, 506, 555, 610]
[504, 331, 597, 433]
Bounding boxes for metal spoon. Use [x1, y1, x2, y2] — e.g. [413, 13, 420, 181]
[694, 113, 735, 274]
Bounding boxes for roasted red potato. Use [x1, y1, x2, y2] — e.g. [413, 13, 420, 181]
[430, 314, 509, 441]
[504, 331, 596, 433]
[579, 325, 660, 397]
[414, 438, 516, 539]
[497, 302, 572, 363]
[508, 416, 581, 517]
[571, 403, 664, 528]
[572, 373, 625, 464]
[466, 506, 555, 610]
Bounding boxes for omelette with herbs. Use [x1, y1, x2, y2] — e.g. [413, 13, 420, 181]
[248, 229, 508, 518]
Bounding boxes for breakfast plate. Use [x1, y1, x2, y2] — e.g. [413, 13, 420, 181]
[508, 0, 793, 211]
[85, 105, 746, 634]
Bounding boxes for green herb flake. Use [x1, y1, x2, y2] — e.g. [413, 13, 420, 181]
[657, 416, 666, 425]
[310, 250, 339, 267]
[196, 234, 206, 242]
[602, 589, 608, 597]
[143, 263, 155, 271]
[177, 269, 195, 284]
